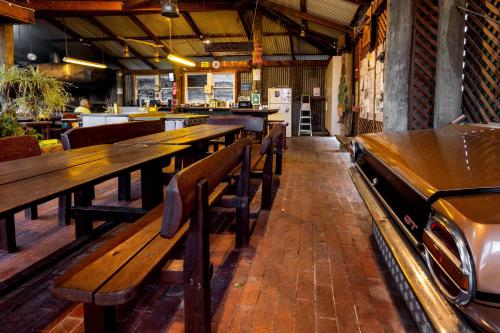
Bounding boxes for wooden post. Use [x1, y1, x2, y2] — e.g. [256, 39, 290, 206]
[252, 10, 263, 95]
[183, 179, 211, 333]
[261, 140, 274, 210]
[0, 25, 14, 67]
[174, 64, 183, 105]
[236, 145, 251, 248]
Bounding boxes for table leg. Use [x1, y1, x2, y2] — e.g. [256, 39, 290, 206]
[0, 214, 16, 252]
[118, 173, 132, 201]
[74, 188, 93, 238]
[225, 132, 236, 146]
[58, 193, 72, 226]
[141, 161, 163, 210]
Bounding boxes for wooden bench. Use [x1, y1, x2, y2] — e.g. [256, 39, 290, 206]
[59, 120, 165, 224]
[52, 138, 253, 333]
[0, 136, 41, 226]
[205, 117, 283, 210]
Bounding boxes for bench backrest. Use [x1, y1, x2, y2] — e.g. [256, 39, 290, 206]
[0, 135, 41, 162]
[61, 120, 164, 149]
[207, 116, 264, 134]
[260, 124, 283, 155]
[161, 137, 252, 238]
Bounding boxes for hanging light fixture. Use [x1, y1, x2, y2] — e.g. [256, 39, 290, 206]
[63, 57, 107, 69]
[123, 44, 130, 57]
[161, 0, 179, 18]
[167, 54, 196, 67]
[153, 50, 160, 63]
[62, 19, 107, 69]
[300, 25, 306, 38]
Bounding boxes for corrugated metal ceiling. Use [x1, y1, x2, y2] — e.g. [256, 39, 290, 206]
[190, 11, 245, 36]
[307, 0, 358, 26]
[96, 16, 146, 37]
[136, 14, 194, 37]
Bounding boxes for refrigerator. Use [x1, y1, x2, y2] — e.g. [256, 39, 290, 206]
[268, 88, 292, 137]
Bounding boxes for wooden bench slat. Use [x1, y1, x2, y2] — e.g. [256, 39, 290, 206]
[94, 221, 189, 306]
[52, 205, 166, 303]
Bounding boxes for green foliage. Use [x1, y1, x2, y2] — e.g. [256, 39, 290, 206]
[0, 65, 69, 137]
[338, 75, 346, 106]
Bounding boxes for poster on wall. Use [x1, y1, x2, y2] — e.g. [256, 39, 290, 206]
[313, 87, 321, 97]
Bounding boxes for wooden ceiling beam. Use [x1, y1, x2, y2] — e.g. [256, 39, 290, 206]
[43, 18, 125, 69]
[128, 15, 171, 54]
[237, 10, 252, 41]
[0, 0, 34, 24]
[260, 7, 336, 55]
[85, 16, 157, 69]
[259, 0, 352, 34]
[124, 0, 154, 9]
[30, 1, 123, 12]
[180, 11, 219, 61]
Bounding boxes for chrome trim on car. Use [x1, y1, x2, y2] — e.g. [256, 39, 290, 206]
[355, 164, 420, 247]
[424, 215, 476, 306]
[349, 166, 474, 332]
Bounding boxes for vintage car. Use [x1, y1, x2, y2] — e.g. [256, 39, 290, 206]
[349, 124, 500, 332]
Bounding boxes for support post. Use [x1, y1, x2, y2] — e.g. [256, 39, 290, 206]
[433, 0, 466, 127]
[252, 10, 263, 95]
[383, 0, 413, 131]
[0, 25, 14, 67]
[183, 179, 211, 333]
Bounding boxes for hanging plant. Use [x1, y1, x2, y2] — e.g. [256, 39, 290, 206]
[0, 65, 69, 137]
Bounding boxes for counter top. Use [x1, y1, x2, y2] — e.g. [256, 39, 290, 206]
[80, 113, 130, 117]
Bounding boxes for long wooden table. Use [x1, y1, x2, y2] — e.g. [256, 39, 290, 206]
[115, 124, 243, 146]
[0, 144, 189, 252]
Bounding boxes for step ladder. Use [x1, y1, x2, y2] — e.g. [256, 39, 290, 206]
[298, 94, 312, 136]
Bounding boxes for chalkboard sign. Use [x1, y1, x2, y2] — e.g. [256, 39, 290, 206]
[187, 74, 207, 87]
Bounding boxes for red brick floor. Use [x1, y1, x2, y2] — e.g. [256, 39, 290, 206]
[0, 137, 417, 332]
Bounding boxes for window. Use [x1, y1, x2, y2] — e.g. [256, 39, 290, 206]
[134, 74, 175, 105]
[184, 72, 236, 104]
[160, 75, 174, 103]
[135, 75, 157, 105]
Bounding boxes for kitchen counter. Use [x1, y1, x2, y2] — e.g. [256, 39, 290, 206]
[81, 112, 207, 129]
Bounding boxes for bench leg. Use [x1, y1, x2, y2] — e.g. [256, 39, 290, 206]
[141, 161, 163, 210]
[225, 132, 236, 146]
[74, 188, 93, 238]
[24, 205, 38, 221]
[236, 145, 251, 248]
[275, 133, 283, 175]
[118, 173, 132, 201]
[0, 214, 16, 252]
[84, 303, 116, 333]
[58, 193, 72, 226]
[261, 144, 274, 211]
[184, 180, 211, 333]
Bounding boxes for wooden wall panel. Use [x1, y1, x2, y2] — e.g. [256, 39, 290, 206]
[408, 0, 439, 129]
[461, 0, 499, 123]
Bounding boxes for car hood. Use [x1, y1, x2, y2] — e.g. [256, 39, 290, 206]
[356, 125, 500, 199]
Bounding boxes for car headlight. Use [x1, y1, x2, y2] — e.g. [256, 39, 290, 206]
[423, 214, 475, 305]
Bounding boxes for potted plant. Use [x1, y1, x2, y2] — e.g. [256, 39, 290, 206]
[0, 65, 69, 137]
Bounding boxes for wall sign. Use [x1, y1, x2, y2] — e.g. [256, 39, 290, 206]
[313, 87, 321, 97]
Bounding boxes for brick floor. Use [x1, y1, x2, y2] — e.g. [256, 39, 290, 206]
[0, 136, 417, 332]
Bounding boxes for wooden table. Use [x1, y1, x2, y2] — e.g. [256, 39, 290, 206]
[0, 144, 189, 252]
[115, 124, 244, 146]
[230, 108, 279, 118]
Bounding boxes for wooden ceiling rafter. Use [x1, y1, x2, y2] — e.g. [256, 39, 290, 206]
[237, 10, 252, 41]
[0, 0, 34, 23]
[260, 7, 336, 55]
[128, 14, 171, 55]
[289, 33, 296, 60]
[85, 16, 157, 69]
[259, 0, 353, 35]
[300, 0, 307, 32]
[180, 11, 220, 61]
[43, 17, 125, 69]
[29, 1, 123, 12]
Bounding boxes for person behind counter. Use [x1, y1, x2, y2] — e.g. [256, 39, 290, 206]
[74, 99, 91, 114]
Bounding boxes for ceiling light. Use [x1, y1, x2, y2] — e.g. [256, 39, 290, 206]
[161, 0, 179, 18]
[123, 45, 130, 57]
[63, 57, 107, 69]
[300, 26, 306, 38]
[167, 54, 196, 67]
[154, 51, 160, 63]
[203, 39, 211, 44]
